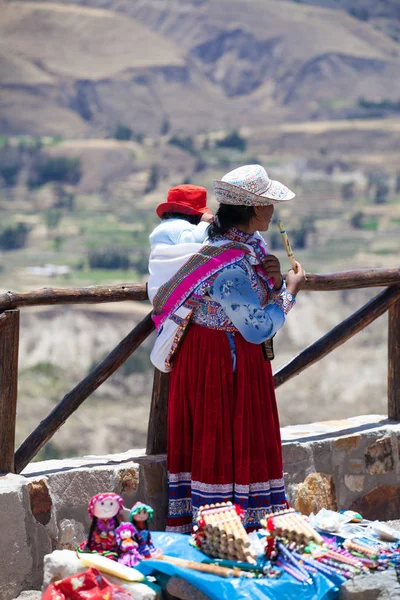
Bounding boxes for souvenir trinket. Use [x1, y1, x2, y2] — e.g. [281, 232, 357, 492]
[130, 502, 161, 558]
[192, 502, 257, 564]
[115, 522, 143, 567]
[83, 493, 124, 554]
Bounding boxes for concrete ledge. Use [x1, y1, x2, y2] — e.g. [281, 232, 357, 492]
[2, 415, 400, 599]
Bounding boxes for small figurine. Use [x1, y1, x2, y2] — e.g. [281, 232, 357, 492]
[129, 502, 162, 558]
[115, 522, 143, 567]
[83, 493, 124, 555]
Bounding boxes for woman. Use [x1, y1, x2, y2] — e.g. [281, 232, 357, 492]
[151, 165, 305, 532]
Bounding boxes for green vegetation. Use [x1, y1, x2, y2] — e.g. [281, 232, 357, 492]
[145, 164, 160, 194]
[168, 135, 197, 155]
[0, 222, 30, 250]
[216, 130, 247, 152]
[28, 156, 82, 188]
[88, 247, 131, 270]
[358, 98, 400, 113]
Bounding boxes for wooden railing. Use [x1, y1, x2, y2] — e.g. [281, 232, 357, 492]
[0, 268, 399, 475]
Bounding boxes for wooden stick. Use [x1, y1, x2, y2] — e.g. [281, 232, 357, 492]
[0, 310, 19, 473]
[14, 312, 154, 473]
[277, 220, 298, 273]
[274, 285, 400, 389]
[158, 555, 244, 578]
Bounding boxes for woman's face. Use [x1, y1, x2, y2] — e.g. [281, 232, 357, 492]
[253, 205, 274, 231]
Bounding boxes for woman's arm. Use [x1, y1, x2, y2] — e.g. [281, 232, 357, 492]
[209, 262, 296, 343]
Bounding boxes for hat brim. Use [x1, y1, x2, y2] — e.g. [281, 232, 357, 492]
[156, 202, 212, 218]
[213, 180, 295, 206]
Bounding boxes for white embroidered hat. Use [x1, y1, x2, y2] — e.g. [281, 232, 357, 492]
[213, 164, 295, 206]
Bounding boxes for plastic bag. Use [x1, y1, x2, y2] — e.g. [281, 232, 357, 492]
[41, 567, 132, 600]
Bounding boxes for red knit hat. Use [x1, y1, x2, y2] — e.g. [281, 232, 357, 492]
[156, 184, 211, 218]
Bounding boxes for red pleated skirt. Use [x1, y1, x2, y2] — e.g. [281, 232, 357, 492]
[166, 324, 287, 533]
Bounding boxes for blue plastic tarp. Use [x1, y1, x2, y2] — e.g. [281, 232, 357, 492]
[137, 532, 340, 600]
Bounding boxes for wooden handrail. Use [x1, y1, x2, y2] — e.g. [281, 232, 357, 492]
[273, 285, 400, 389]
[0, 283, 148, 311]
[14, 312, 155, 473]
[302, 268, 400, 291]
[0, 268, 399, 312]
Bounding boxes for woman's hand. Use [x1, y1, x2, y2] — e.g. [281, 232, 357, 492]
[262, 255, 283, 290]
[286, 262, 306, 296]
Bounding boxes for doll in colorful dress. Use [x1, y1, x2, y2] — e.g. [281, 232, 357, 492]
[115, 522, 143, 567]
[129, 502, 162, 558]
[83, 493, 124, 555]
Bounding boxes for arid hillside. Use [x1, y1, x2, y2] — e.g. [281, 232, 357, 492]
[2, 0, 400, 136]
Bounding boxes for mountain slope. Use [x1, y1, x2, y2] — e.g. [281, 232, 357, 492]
[1, 0, 400, 136]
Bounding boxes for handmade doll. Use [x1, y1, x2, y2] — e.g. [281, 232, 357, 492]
[83, 493, 124, 555]
[115, 522, 143, 567]
[129, 502, 162, 558]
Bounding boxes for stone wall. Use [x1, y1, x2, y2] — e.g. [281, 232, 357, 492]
[2, 414, 400, 599]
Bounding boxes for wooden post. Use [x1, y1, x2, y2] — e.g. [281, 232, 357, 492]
[146, 369, 169, 455]
[0, 310, 19, 473]
[388, 299, 400, 420]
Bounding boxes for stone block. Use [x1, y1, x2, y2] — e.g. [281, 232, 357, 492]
[344, 475, 365, 493]
[58, 518, 86, 550]
[282, 442, 312, 465]
[13, 593, 41, 600]
[350, 485, 400, 521]
[294, 473, 337, 516]
[0, 474, 34, 600]
[364, 437, 394, 475]
[117, 465, 140, 493]
[42, 550, 161, 599]
[334, 435, 361, 453]
[311, 440, 333, 473]
[348, 459, 364, 474]
[28, 478, 52, 526]
[339, 568, 400, 599]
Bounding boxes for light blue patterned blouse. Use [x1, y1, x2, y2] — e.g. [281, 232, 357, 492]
[149, 219, 209, 246]
[209, 261, 294, 344]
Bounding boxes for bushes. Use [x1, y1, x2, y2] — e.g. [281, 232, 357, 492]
[113, 123, 144, 143]
[28, 156, 82, 188]
[88, 248, 130, 270]
[0, 223, 30, 250]
[168, 135, 197, 155]
[0, 163, 21, 187]
[216, 130, 247, 152]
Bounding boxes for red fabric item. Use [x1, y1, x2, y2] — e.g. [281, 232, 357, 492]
[41, 567, 131, 600]
[166, 324, 286, 532]
[156, 184, 211, 218]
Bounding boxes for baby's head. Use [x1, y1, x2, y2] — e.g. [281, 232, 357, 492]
[156, 184, 212, 224]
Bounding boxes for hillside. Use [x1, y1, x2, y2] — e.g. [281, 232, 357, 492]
[1, 0, 400, 137]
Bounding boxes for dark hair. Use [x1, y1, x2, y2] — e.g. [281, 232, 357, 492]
[207, 204, 255, 239]
[161, 211, 201, 225]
